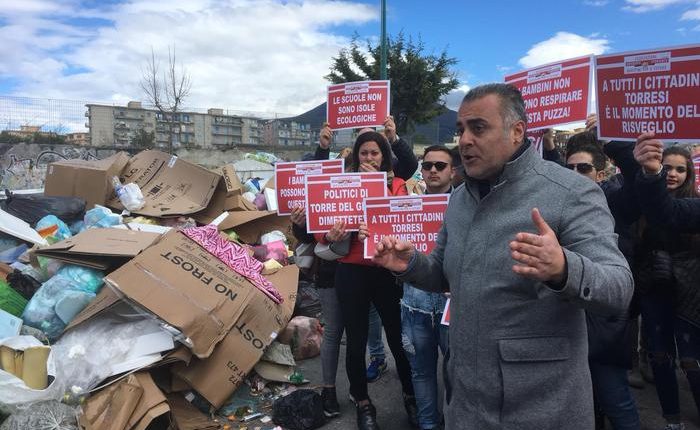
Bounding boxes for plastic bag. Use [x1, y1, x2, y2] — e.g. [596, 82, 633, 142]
[6, 269, 42, 299]
[261, 230, 286, 245]
[278, 316, 323, 360]
[53, 312, 170, 395]
[243, 178, 264, 195]
[111, 177, 145, 212]
[0, 336, 62, 414]
[83, 205, 122, 229]
[36, 215, 72, 242]
[21, 266, 104, 340]
[0, 279, 28, 317]
[1, 191, 85, 226]
[272, 389, 326, 430]
[0, 400, 77, 430]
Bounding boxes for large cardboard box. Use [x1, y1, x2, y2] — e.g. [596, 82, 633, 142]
[107, 151, 219, 217]
[44, 152, 130, 208]
[173, 264, 297, 407]
[193, 165, 257, 225]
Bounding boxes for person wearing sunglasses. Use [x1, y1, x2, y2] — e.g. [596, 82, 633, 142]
[401, 145, 454, 430]
[565, 139, 641, 430]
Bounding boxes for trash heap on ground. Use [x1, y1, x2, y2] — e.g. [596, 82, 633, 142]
[0, 150, 325, 430]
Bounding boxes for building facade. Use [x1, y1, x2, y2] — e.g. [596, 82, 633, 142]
[85, 102, 271, 148]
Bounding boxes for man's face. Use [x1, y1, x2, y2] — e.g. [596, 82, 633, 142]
[421, 150, 454, 193]
[566, 151, 604, 183]
[457, 94, 525, 181]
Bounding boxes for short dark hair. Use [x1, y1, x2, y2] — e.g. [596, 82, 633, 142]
[461, 83, 527, 140]
[663, 145, 697, 198]
[352, 131, 392, 173]
[566, 131, 601, 157]
[566, 143, 607, 171]
[423, 145, 453, 165]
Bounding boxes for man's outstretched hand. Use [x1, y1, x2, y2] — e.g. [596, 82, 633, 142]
[510, 208, 566, 284]
[371, 235, 416, 273]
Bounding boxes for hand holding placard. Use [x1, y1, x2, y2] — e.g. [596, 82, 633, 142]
[633, 132, 664, 175]
[320, 122, 332, 150]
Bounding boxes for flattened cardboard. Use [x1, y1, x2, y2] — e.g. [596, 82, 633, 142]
[173, 264, 298, 408]
[65, 287, 121, 332]
[107, 150, 219, 217]
[216, 210, 293, 245]
[44, 152, 130, 209]
[34, 228, 161, 270]
[79, 372, 169, 430]
[104, 230, 287, 359]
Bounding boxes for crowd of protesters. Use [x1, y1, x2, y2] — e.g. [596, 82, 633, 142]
[290, 83, 700, 430]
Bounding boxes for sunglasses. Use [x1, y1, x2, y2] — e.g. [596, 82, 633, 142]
[565, 163, 595, 174]
[421, 161, 450, 172]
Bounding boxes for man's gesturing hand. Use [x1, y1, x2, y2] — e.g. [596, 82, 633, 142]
[371, 235, 416, 273]
[510, 208, 566, 284]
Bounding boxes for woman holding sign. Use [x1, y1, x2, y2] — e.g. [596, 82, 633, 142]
[634, 134, 700, 430]
[316, 131, 416, 430]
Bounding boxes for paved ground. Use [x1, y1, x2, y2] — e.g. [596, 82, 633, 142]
[294, 342, 700, 430]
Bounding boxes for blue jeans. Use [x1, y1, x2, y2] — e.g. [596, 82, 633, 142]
[401, 305, 449, 430]
[589, 361, 640, 429]
[368, 303, 385, 360]
[640, 292, 700, 420]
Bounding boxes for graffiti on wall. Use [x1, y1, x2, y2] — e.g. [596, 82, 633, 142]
[0, 144, 111, 191]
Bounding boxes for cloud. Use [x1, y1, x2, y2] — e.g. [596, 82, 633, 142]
[681, 3, 700, 20]
[442, 84, 470, 111]
[518, 32, 610, 68]
[0, 0, 378, 119]
[622, 0, 689, 13]
[583, 0, 609, 6]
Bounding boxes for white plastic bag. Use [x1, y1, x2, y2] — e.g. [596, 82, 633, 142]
[0, 336, 62, 413]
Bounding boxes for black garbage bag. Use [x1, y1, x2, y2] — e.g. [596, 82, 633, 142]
[1, 190, 86, 226]
[272, 389, 326, 430]
[293, 280, 322, 319]
[7, 270, 42, 300]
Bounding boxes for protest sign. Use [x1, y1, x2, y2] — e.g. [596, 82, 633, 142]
[274, 159, 344, 216]
[526, 129, 546, 156]
[363, 194, 449, 259]
[440, 298, 450, 326]
[505, 56, 591, 130]
[327, 80, 390, 130]
[596, 44, 700, 141]
[305, 172, 387, 233]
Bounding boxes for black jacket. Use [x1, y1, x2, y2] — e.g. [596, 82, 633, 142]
[635, 169, 700, 233]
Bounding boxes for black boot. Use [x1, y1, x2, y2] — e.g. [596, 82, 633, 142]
[356, 402, 380, 430]
[403, 393, 419, 428]
[321, 387, 340, 418]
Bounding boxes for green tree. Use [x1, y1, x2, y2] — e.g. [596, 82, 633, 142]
[326, 33, 459, 134]
[131, 128, 155, 149]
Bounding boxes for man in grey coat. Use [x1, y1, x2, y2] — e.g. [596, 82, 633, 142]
[370, 83, 633, 430]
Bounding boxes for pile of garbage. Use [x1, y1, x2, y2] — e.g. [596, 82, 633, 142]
[0, 150, 324, 430]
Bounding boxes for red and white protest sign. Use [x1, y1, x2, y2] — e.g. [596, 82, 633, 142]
[305, 172, 387, 233]
[275, 159, 344, 216]
[440, 298, 450, 326]
[363, 194, 449, 259]
[526, 129, 546, 156]
[505, 56, 591, 130]
[694, 155, 700, 195]
[596, 44, 700, 141]
[327, 80, 390, 130]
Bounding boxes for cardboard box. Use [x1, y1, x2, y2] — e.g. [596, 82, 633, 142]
[107, 150, 219, 217]
[173, 263, 298, 407]
[102, 230, 297, 359]
[79, 372, 169, 430]
[192, 165, 257, 225]
[44, 152, 130, 209]
[216, 210, 293, 245]
[34, 228, 161, 270]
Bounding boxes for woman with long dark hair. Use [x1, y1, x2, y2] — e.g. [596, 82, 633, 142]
[634, 134, 700, 430]
[316, 131, 416, 430]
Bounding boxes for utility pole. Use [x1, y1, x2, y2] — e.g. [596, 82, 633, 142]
[380, 0, 387, 80]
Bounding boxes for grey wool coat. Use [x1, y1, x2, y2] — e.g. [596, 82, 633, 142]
[399, 144, 633, 430]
